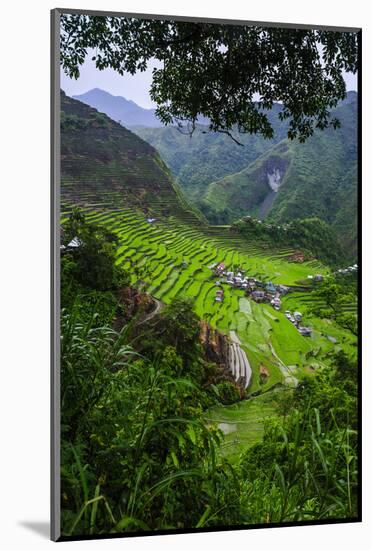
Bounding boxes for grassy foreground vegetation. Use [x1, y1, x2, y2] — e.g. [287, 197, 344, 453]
[60, 210, 359, 535]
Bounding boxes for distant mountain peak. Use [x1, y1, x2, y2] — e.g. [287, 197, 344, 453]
[340, 90, 358, 106]
[72, 88, 163, 128]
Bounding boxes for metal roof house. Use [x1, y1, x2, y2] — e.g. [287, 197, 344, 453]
[251, 290, 266, 302]
[234, 277, 243, 287]
[276, 284, 289, 295]
[216, 262, 226, 272]
[271, 297, 281, 310]
[61, 236, 83, 251]
[266, 281, 276, 294]
[215, 289, 224, 302]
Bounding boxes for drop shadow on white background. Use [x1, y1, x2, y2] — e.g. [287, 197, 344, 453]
[18, 522, 49, 539]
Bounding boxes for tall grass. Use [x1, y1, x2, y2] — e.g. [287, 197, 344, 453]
[60, 305, 358, 536]
[239, 406, 358, 523]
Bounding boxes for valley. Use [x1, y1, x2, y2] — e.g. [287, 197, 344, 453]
[60, 89, 357, 460]
[72, 88, 358, 260]
[62, 200, 357, 457]
[59, 80, 359, 533]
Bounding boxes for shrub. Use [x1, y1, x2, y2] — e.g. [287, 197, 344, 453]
[216, 381, 241, 405]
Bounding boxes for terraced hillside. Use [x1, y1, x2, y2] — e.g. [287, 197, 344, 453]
[60, 92, 357, 400]
[62, 205, 357, 396]
[205, 390, 283, 463]
[60, 91, 204, 225]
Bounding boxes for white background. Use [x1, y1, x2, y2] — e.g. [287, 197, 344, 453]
[0, 0, 369, 548]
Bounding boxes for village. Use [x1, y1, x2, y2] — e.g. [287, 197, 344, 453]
[210, 261, 315, 337]
[335, 263, 358, 275]
[61, 225, 356, 343]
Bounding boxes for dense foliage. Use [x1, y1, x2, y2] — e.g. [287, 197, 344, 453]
[61, 304, 358, 535]
[308, 273, 358, 335]
[61, 309, 241, 535]
[239, 350, 358, 523]
[60, 214, 242, 535]
[61, 209, 129, 327]
[233, 216, 346, 266]
[60, 15, 358, 143]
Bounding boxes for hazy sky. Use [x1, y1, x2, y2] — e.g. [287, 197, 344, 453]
[61, 52, 358, 109]
[61, 56, 161, 109]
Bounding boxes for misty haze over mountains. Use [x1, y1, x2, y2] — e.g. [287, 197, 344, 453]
[73, 88, 209, 127]
[73, 87, 357, 130]
[73, 88, 163, 127]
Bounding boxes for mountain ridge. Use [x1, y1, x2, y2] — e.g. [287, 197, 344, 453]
[60, 90, 203, 225]
[61, 89, 357, 261]
[201, 97, 357, 257]
[72, 88, 163, 128]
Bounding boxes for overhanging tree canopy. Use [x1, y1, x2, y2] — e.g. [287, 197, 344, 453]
[60, 15, 358, 143]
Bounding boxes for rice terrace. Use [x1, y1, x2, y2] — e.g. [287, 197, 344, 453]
[61, 193, 357, 452]
[56, 10, 360, 540]
[62, 201, 355, 388]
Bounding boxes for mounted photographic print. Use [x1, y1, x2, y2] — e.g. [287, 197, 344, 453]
[51, 8, 361, 541]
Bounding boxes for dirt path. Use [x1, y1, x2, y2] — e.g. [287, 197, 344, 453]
[268, 343, 299, 387]
[136, 297, 163, 325]
[229, 331, 252, 389]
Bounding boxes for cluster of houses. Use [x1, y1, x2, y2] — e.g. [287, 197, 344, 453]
[211, 262, 289, 309]
[284, 310, 312, 336]
[250, 281, 289, 310]
[335, 263, 358, 275]
[213, 263, 246, 285]
[212, 263, 252, 292]
[211, 261, 313, 337]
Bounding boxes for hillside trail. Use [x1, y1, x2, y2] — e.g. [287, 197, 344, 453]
[136, 297, 163, 325]
[268, 343, 299, 387]
[229, 331, 252, 389]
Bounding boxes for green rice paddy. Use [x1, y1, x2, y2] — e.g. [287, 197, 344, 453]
[63, 204, 357, 460]
[66, 205, 356, 395]
[205, 390, 285, 463]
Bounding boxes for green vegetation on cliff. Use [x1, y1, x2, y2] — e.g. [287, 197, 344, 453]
[201, 98, 358, 258]
[134, 96, 358, 259]
[233, 216, 347, 267]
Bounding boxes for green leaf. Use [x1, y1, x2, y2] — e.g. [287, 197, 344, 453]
[171, 451, 179, 468]
[115, 516, 150, 532]
[89, 484, 100, 534]
[187, 425, 196, 445]
[196, 505, 212, 528]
